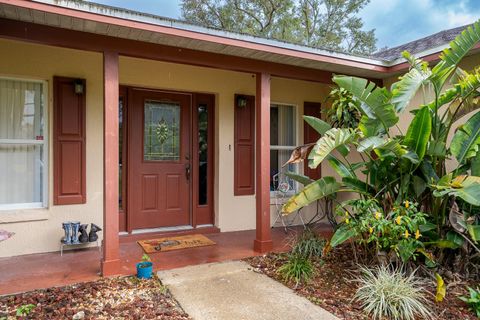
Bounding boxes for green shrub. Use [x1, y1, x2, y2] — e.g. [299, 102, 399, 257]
[353, 265, 433, 320]
[278, 254, 314, 285]
[460, 286, 480, 318]
[16, 304, 35, 317]
[290, 229, 326, 259]
[331, 198, 428, 263]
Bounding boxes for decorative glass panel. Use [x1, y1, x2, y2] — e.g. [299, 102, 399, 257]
[198, 104, 208, 205]
[144, 101, 180, 161]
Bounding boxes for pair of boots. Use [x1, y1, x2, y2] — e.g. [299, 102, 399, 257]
[62, 222, 101, 244]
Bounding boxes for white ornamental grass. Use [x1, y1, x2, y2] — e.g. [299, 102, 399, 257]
[353, 265, 433, 320]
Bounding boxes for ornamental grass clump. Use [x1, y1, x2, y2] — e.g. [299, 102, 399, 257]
[353, 265, 433, 320]
[278, 254, 314, 285]
[290, 228, 326, 259]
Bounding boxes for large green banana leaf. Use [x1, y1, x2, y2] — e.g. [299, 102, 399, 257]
[404, 106, 432, 160]
[445, 69, 480, 123]
[333, 76, 398, 135]
[450, 111, 480, 164]
[358, 115, 385, 137]
[357, 136, 386, 152]
[426, 67, 480, 117]
[374, 138, 408, 158]
[467, 225, 480, 243]
[326, 155, 355, 178]
[430, 20, 480, 93]
[342, 177, 375, 196]
[308, 128, 355, 169]
[330, 225, 357, 247]
[282, 176, 341, 214]
[433, 175, 480, 206]
[303, 116, 331, 135]
[284, 172, 314, 186]
[303, 115, 349, 156]
[391, 66, 431, 113]
[472, 153, 480, 176]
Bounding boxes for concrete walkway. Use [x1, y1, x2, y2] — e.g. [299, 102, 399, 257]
[158, 261, 339, 320]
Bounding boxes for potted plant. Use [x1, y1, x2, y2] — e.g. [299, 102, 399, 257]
[136, 253, 153, 279]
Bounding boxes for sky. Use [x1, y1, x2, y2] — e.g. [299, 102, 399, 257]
[89, 0, 480, 50]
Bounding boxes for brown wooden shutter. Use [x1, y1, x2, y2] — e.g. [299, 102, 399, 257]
[234, 94, 255, 195]
[304, 102, 322, 180]
[53, 77, 86, 205]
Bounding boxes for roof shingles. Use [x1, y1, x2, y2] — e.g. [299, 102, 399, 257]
[372, 24, 471, 61]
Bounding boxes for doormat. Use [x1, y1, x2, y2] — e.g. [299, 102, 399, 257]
[138, 234, 216, 253]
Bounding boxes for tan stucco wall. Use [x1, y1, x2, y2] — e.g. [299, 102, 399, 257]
[0, 38, 104, 257]
[0, 38, 331, 257]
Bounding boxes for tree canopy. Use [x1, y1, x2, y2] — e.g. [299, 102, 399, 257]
[181, 0, 377, 55]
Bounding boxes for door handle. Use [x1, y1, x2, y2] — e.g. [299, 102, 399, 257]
[185, 164, 191, 181]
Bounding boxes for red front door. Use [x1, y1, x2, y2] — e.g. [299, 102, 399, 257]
[128, 88, 191, 230]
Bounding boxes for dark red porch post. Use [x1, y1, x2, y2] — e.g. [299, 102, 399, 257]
[254, 72, 273, 252]
[101, 51, 121, 276]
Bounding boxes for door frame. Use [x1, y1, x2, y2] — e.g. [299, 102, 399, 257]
[118, 85, 215, 233]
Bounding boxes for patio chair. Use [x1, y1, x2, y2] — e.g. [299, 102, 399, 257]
[271, 172, 306, 232]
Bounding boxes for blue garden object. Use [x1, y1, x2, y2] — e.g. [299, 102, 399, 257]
[71, 221, 81, 244]
[136, 261, 153, 279]
[62, 222, 72, 244]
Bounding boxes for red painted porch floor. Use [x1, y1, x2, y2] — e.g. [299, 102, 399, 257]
[0, 226, 332, 296]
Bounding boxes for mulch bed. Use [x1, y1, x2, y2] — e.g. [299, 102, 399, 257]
[0, 276, 190, 320]
[246, 245, 477, 320]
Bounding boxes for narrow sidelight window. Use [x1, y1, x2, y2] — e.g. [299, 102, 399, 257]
[198, 104, 208, 205]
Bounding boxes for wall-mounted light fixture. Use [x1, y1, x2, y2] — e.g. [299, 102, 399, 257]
[74, 79, 84, 95]
[236, 95, 247, 108]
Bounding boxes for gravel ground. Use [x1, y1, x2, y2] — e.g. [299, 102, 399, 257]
[0, 276, 191, 320]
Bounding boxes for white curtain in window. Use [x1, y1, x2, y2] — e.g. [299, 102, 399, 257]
[277, 105, 295, 171]
[0, 79, 44, 206]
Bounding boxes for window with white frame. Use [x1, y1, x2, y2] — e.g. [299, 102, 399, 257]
[270, 103, 297, 194]
[0, 78, 47, 210]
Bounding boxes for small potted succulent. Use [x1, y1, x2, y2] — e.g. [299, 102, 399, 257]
[136, 253, 153, 279]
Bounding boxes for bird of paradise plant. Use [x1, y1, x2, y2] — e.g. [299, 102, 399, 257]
[282, 21, 480, 268]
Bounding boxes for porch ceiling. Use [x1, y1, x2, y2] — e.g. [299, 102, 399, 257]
[0, 1, 390, 80]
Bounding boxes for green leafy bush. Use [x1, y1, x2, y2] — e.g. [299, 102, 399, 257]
[353, 265, 432, 320]
[331, 198, 428, 263]
[278, 254, 314, 285]
[290, 229, 326, 259]
[460, 286, 480, 318]
[16, 304, 35, 317]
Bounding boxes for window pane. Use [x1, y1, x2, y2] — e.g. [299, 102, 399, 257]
[270, 104, 296, 146]
[144, 101, 180, 161]
[198, 104, 208, 205]
[270, 104, 297, 192]
[0, 79, 45, 208]
[270, 149, 298, 192]
[0, 144, 44, 205]
[0, 79, 44, 140]
[270, 106, 278, 145]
